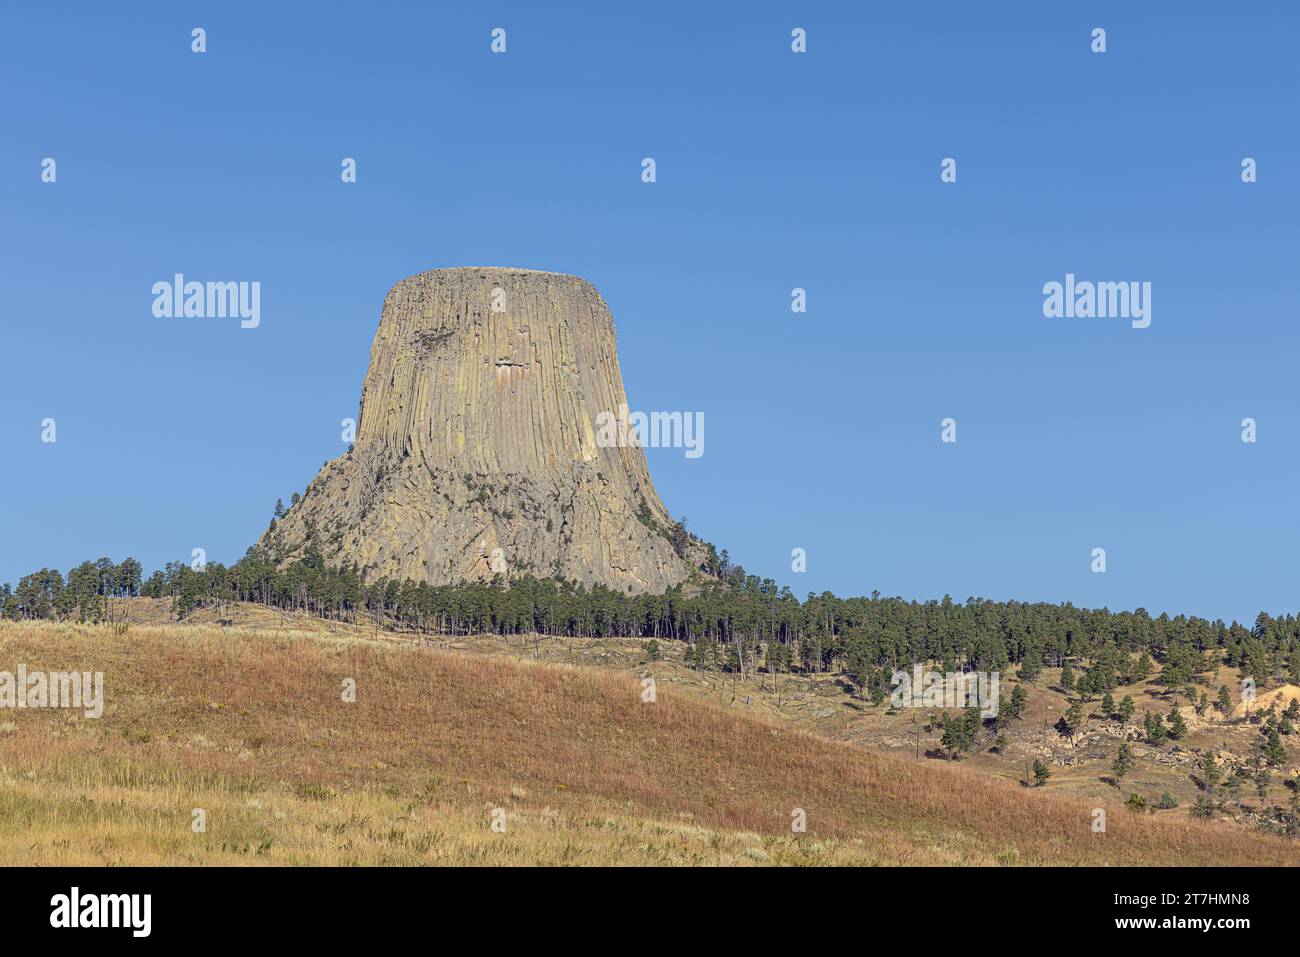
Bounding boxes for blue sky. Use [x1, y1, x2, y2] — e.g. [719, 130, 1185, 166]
[2, 1, 1297, 623]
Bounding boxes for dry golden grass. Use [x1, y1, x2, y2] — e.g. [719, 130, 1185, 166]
[0, 619, 1295, 866]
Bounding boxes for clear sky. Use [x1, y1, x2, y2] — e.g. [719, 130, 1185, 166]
[2, 2, 1296, 624]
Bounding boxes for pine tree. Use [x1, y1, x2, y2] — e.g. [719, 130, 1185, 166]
[1166, 706, 1187, 740]
[1118, 695, 1135, 724]
[1008, 684, 1028, 720]
[1076, 668, 1096, 702]
[1144, 711, 1167, 745]
[1100, 690, 1115, 719]
[1263, 727, 1288, 767]
[1134, 654, 1152, 682]
[1032, 759, 1051, 787]
[1197, 750, 1220, 808]
[1019, 653, 1042, 684]
[941, 707, 982, 759]
[668, 517, 690, 558]
[1254, 764, 1270, 799]
[1111, 742, 1134, 783]
[1061, 700, 1084, 740]
[1059, 658, 1075, 692]
[1217, 685, 1233, 714]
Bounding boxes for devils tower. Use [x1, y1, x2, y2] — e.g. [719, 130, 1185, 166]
[263, 267, 698, 594]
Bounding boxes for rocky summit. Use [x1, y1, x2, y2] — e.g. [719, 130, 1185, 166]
[263, 267, 697, 593]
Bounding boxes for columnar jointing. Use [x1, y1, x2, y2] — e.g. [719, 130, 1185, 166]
[263, 267, 693, 594]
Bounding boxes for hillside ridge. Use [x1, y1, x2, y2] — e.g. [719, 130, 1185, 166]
[3, 614, 1297, 866]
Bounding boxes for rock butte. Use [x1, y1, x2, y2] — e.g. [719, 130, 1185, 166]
[263, 267, 698, 594]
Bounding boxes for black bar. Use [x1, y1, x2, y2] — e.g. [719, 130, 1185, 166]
[0, 865, 1280, 942]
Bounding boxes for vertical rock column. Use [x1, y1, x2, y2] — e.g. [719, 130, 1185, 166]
[263, 267, 694, 594]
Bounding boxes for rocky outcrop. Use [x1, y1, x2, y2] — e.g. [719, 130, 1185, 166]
[263, 267, 697, 594]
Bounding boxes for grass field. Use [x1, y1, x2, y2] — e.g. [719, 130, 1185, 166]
[1, 617, 1296, 866]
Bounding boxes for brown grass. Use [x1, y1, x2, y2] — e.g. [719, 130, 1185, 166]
[0, 619, 1295, 866]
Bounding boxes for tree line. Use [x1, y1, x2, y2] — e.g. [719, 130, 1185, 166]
[5, 547, 1300, 698]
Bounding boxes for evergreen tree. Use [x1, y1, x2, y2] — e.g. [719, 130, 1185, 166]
[1166, 705, 1187, 740]
[1059, 658, 1075, 692]
[1007, 684, 1028, 720]
[1111, 742, 1134, 783]
[1032, 759, 1051, 787]
[1254, 764, 1270, 799]
[1118, 695, 1135, 724]
[1061, 701, 1084, 739]
[668, 518, 690, 558]
[1144, 711, 1167, 745]
[1197, 750, 1220, 813]
[1134, 654, 1152, 682]
[1018, 653, 1042, 684]
[940, 707, 983, 759]
[1262, 727, 1288, 767]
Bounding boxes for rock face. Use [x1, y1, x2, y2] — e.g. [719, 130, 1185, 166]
[264, 267, 696, 594]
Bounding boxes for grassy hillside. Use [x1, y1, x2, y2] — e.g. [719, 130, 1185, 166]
[1, 617, 1296, 865]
